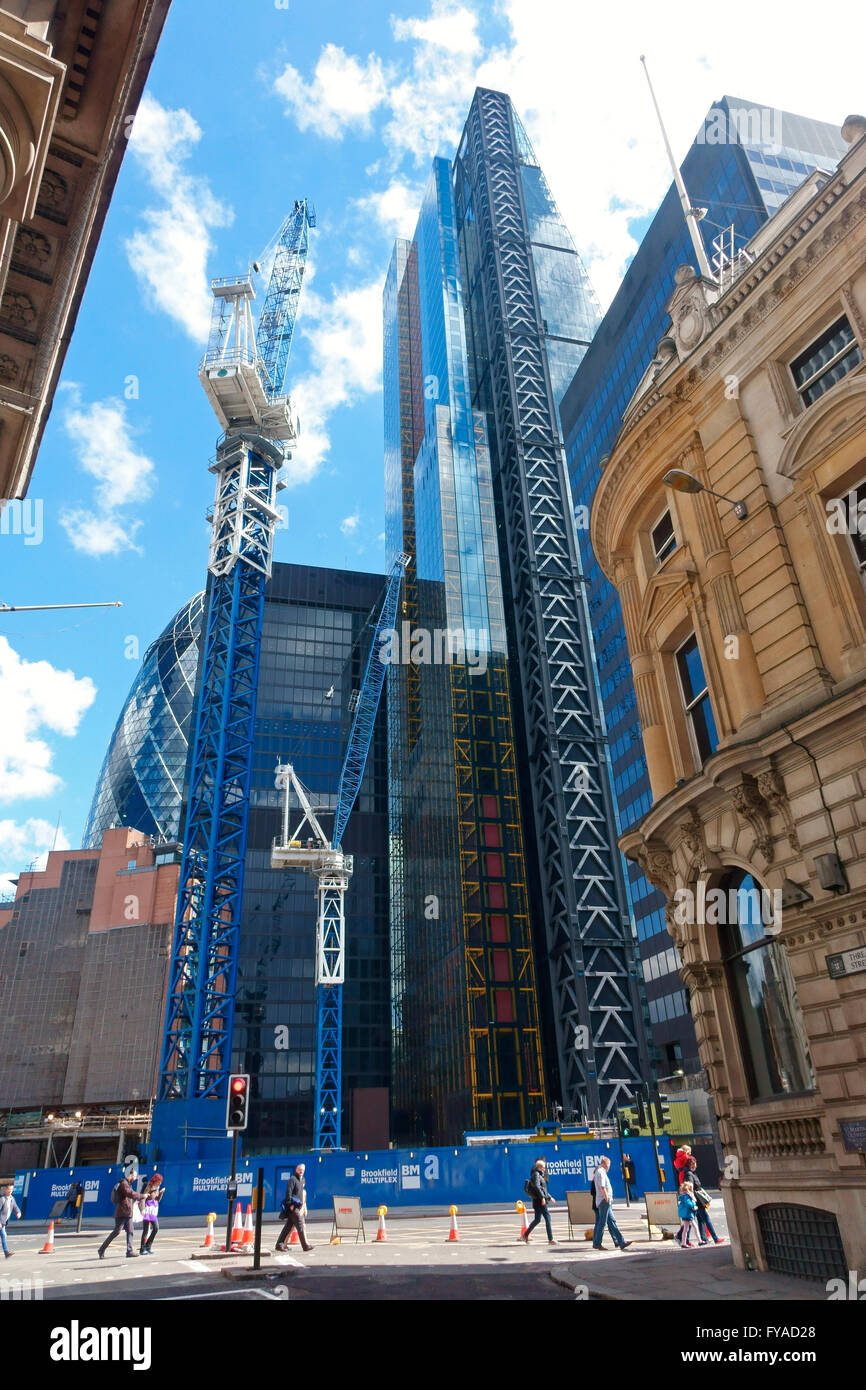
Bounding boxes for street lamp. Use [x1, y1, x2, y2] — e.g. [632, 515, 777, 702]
[662, 468, 748, 520]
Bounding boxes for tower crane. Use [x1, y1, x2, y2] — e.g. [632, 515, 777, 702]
[272, 552, 407, 1149]
[152, 201, 316, 1158]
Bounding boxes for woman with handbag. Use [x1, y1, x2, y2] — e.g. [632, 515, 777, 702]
[139, 1174, 165, 1255]
[686, 1155, 725, 1245]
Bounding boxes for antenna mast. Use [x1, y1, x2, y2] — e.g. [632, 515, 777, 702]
[640, 55, 714, 279]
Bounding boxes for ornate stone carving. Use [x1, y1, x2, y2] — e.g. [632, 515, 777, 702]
[678, 805, 720, 874]
[668, 265, 719, 361]
[37, 167, 67, 210]
[756, 766, 800, 853]
[741, 1114, 825, 1158]
[0, 353, 20, 383]
[681, 961, 724, 991]
[14, 228, 51, 265]
[730, 773, 774, 862]
[0, 290, 36, 327]
[632, 842, 676, 898]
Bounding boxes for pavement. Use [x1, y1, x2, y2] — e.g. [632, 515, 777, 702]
[0, 1199, 828, 1301]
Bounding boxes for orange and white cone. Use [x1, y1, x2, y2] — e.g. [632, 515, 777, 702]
[376, 1205, 388, 1242]
[229, 1201, 244, 1249]
[39, 1219, 55, 1254]
[516, 1200, 528, 1239]
[447, 1205, 459, 1242]
[289, 1222, 300, 1245]
[201, 1212, 216, 1248]
[241, 1204, 255, 1248]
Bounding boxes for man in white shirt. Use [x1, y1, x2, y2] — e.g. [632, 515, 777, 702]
[592, 1157, 632, 1251]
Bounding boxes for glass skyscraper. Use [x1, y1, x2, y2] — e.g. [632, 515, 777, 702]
[386, 91, 651, 1135]
[385, 159, 545, 1144]
[83, 592, 205, 848]
[560, 97, 846, 1072]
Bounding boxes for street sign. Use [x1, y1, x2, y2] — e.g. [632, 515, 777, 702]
[330, 1195, 365, 1243]
[839, 1118, 866, 1153]
[644, 1190, 679, 1238]
[826, 946, 866, 979]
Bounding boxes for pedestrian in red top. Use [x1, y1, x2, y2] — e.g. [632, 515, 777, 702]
[673, 1144, 692, 1188]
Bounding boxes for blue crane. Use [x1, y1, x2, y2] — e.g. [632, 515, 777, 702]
[152, 201, 315, 1159]
[273, 553, 406, 1148]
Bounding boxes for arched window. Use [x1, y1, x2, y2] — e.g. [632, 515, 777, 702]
[719, 869, 815, 1100]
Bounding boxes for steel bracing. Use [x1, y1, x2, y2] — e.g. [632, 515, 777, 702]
[156, 203, 312, 1135]
[457, 90, 651, 1119]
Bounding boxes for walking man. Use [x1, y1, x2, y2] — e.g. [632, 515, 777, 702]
[520, 1157, 557, 1245]
[97, 1174, 138, 1259]
[0, 1182, 22, 1257]
[591, 1157, 632, 1251]
[275, 1163, 313, 1252]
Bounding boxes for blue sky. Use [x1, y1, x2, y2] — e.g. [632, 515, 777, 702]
[0, 0, 857, 887]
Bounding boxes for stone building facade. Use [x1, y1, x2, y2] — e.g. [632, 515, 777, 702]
[591, 117, 866, 1280]
[0, 0, 171, 501]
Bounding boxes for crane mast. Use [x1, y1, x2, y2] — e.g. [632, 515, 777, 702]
[152, 201, 315, 1158]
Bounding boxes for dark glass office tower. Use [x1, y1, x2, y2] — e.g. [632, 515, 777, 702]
[227, 562, 390, 1151]
[385, 158, 546, 1144]
[560, 98, 846, 1074]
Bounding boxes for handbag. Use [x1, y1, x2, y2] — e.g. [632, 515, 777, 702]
[131, 1202, 143, 1225]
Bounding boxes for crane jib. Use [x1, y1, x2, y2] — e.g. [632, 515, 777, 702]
[331, 556, 405, 849]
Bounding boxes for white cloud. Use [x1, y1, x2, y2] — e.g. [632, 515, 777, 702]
[125, 92, 232, 340]
[285, 278, 383, 485]
[0, 818, 71, 897]
[59, 389, 156, 556]
[273, 44, 388, 139]
[0, 637, 96, 806]
[278, 0, 858, 311]
[392, 4, 482, 55]
[354, 179, 424, 239]
[340, 512, 360, 536]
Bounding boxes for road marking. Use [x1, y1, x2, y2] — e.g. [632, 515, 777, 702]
[160, 1288, 289, 1301]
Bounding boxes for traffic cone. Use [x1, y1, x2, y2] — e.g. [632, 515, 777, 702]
[376, 1205, 388, 1242]
[516, 1200, 528, 1239]
[230, 1201, 244, 1249]
[39, 1220, 56, 1254]
[201, 1213, 216, 1248]
[241, 1204, 255, 1248]
[288, 1222, 300, 1245]
[447, 1205, 459, 1242]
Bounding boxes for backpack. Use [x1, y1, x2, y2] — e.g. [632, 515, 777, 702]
[523, 1178, 534, 1197]
[110, 1181, 123, 1205]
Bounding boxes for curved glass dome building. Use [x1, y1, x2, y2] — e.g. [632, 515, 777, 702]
[83, 593, 205, 848]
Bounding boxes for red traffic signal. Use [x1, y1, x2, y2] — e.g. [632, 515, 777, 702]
[226, 1073, 250, 1131]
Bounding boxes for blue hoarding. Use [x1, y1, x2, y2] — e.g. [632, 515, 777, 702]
[16, 1135, 668, 1221]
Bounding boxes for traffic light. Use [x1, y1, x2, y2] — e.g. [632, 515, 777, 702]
[226, 1073, 250, 1131]
[619, 1111, 631, 1138]
[635, 1092, 647, 1128]
[654, 1091, 671, 1128]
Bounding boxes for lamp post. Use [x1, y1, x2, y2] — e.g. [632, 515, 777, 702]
[662, 468, 748, 521]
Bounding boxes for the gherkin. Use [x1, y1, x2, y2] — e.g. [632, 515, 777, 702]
[83, 593, 204, 847]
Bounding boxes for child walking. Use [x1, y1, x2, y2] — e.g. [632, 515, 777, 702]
[677, 1181, 702, 1248]
[139, 1174, 165, 1255]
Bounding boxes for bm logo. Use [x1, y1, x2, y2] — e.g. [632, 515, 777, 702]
[400, 1155, 440, 1189]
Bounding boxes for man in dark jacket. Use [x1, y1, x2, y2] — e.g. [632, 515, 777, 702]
[520, 1157, 556, 1245]
[275, 1163, 313, 1252]
[97, 1176, 138, 1259]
